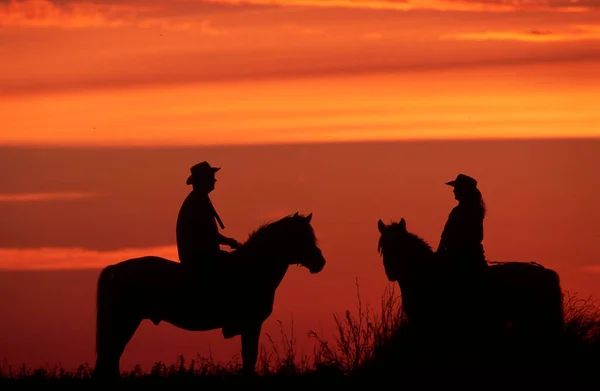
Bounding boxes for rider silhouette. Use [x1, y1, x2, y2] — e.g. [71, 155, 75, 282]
[176, 161, 241, 271]
[176, 162, 244, 339]
[436, 173, 487, 272]
[436, 174, 488, 345]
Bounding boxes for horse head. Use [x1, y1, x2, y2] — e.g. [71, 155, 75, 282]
[377, 218, 433, 282]
[244, 212, 326, 274]
[284, 212, 326, 274]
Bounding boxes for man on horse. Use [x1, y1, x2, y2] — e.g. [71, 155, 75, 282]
[176, 161, 243, 338]
[176, 161, 241, 268]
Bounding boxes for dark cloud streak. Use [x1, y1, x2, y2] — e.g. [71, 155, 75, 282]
[2, 48, 600, 97]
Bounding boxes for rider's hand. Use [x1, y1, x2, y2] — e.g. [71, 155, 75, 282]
[228, 238, 242, 250]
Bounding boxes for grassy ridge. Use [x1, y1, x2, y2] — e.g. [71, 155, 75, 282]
[1, 286, 599, 389]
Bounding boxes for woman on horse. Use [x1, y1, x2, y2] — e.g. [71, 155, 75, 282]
[436, 173, 487, 274]
[437, 174, 488, 338]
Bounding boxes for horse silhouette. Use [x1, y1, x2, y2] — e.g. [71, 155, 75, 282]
[93, 212, 325, 379]
[377, 218, 564, 344]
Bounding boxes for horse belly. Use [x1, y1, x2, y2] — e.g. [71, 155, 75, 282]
[165, 317, 223, 332]
[110, 259, 231, 332]
[150, 294, 226, 332]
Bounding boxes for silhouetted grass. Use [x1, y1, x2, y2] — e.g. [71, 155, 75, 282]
[2, 285, 599, 390]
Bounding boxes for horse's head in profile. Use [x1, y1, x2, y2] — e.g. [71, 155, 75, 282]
[245, 212, 326, 274]
[377, 218, 433, 282]
[284, 212, 326, 274]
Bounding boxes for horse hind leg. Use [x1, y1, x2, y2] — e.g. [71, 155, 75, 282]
[93, 267, 116, 380]
[93, 267, 141, 380]
[94, 316, 142, 380]
[528, 271, 564, 339]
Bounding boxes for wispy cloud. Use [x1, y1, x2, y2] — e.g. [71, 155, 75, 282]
[281, 23, 324, 36]
[0, 0, 217, 31]
[446, 0, 597, 11]
[206, 0, 592, 12]
[582, 265, 600, 273]
[0, 246, 178, 270]
[0, 0, 592, 32]
[0, 192, 99, 202]
[1, 0, 142, 29]
[443, 24, 600, 42]
[362, 32, 384, 41]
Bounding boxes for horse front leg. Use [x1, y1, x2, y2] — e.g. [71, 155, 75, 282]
[241, 323, 262, 376]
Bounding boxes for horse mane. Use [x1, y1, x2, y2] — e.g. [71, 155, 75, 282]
[242, 214, 317, 249]
[405, 232, 434, 255]
[378, 222, 433, 257]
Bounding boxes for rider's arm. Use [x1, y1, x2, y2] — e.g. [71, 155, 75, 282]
[437, 211, 453, 253]
[217, 233, 231, 244]
[217, 233, 241, 249]
[437, 206, 461, 253]
[436, 235, 446, 254]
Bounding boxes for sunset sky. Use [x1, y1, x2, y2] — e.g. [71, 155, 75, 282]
[1, 0, 600, 373]
[2, 0, 600, 145]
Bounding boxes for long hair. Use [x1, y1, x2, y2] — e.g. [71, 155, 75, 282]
[462, 187, 487, 218]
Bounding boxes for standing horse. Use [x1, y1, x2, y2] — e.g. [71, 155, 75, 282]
[376, 218, 564, 343]
[93, 212, 326, 379]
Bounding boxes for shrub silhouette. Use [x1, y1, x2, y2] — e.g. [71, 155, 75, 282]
[2, 286, 599, 389]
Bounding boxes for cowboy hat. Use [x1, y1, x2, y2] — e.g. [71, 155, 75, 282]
[446, 173, 477, 188]
[186, 161, 220, 185]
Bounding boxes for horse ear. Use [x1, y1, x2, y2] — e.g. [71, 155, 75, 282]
[305, 213, 312, 222]
[293, 212, 299, 218]
[378, 219, 386, 233]
[399, 218, 406, 231]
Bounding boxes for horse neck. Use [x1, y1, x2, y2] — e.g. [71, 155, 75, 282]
[239, 237, 290, 292]
[394, 249, 435, 292]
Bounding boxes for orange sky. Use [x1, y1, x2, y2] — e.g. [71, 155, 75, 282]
[2, 0, 600, 145]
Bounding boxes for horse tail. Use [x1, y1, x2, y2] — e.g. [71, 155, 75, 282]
[96, 265, 116, 356]
[532, 266, 565, 340]
[547, 268, 565, 335]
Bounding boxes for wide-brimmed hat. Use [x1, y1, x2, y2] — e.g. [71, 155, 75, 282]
[446, 173, 477, 188]
[186, 161, 220, 185]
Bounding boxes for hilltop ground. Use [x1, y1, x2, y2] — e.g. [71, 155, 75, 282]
[2, 288, 599, 390]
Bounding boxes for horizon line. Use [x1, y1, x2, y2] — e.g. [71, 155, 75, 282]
[1, 135, 599, 150]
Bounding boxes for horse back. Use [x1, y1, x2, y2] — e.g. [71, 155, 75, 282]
[485, 261, 562, 313]
[487, 261, 559, 286]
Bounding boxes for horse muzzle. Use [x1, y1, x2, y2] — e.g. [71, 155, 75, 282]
[307, 256, 326, 274]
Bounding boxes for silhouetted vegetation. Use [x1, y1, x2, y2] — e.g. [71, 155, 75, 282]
[2, 285, 599, 390]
